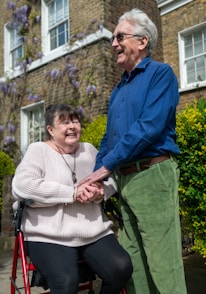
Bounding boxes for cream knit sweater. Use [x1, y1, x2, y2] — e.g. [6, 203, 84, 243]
[12, 142, 116, 247]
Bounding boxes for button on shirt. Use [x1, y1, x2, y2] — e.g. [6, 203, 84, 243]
[95, 57, 180, 171]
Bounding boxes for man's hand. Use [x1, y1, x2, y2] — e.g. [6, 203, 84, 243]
[79, 166, 111, 186]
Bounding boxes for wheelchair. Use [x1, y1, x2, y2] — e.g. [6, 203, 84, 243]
[10, 200, 127, 294]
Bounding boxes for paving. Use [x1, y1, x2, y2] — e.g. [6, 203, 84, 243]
[1, 247, 206, 293]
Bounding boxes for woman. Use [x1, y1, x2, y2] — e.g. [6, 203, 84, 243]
[12, 103, 132, 294]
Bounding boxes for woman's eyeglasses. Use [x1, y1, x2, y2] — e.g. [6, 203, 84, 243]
[110, 33, 142, 44]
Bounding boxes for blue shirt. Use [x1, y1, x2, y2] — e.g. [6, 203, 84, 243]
[95, 57, 180, 171]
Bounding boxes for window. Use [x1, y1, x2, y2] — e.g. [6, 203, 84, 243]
[48, 0, 69, 50]
[10, 28, 23, 68]
[4, 25, 23, 71]
[21, 102, 45, 154]
[179, 23, 206, 89]
[42, 0, 69, 53]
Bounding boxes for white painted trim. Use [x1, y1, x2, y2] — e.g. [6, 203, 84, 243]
[2, 28, 112, 81]
[156, 0, 193, 16]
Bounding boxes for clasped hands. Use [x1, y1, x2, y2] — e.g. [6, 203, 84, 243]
[76, 166, 111, 203]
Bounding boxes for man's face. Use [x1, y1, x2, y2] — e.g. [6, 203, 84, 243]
[111, 20, 148, 73]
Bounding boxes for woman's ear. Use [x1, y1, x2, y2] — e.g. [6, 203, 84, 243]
[47, 125, 54, 137]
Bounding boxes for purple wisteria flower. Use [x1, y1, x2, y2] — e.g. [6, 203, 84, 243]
[35, 15, 41, 23]
[4, 136, 16, 145]
[50, 69, 60, 80]
[77, 106, 85, 119]
[33, 37, 38, 44]
[28, 57, 33, 65]
[77, 33, 86, 39]
[33, 94, 40, 102]
[7, 121, 16, 133]
[27, 93, 40, 102]
[19, 36, 28, 43]
[28, 93, 33, 101]
[86, 85, 92, 94]
[98, 24, 104, 32]
[8, 4, 29, 31]
[86, 85, 97, 94]
[91, 85, 97, 93]
[38, 51, 44, 59]
[0, 125, 4, 133]
[72, 80, 79, 89]
[7, 1, 16, 10]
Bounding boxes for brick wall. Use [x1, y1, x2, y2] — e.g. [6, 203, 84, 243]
[160, 0, 206, 109]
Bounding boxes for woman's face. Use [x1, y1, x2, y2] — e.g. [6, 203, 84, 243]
[47, 114, 81, 149]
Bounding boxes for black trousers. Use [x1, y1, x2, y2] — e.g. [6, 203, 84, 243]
[25, 234, 133, 294]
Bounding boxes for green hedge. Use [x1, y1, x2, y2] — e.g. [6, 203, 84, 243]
[176, 98, 206, 258]
[0, 150, 15, 219]
[81, 115, 107, 149]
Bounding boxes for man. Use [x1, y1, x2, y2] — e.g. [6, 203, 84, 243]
[80, 8, 187, 294]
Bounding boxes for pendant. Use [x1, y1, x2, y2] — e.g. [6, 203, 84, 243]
[72, 172, 77, 184]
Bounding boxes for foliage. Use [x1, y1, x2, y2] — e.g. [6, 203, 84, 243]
[81, 115, 107, 149]
[176, 98, 206, 258]
[0, 151, 15, 214]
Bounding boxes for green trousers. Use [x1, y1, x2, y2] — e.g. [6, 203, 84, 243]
[115, 157, 187, 294]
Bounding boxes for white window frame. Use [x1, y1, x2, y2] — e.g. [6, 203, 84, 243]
[20, 101, 45, 155]
[178, 22, 206, 91]
[4, 24, 23, 74]
[42, 0, 69, 56]
[157, 0, 193, 16]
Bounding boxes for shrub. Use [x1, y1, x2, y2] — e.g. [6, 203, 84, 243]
[176, 98, 206, 258]
[80, 115, 107, 149]
[0, 150, 15, 226]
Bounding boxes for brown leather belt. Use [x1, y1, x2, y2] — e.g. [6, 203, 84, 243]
[118, 154, 170, 175]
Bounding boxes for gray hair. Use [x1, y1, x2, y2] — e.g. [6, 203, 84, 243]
[118, 8, 158, 56]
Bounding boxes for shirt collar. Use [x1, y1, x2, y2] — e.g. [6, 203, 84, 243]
[121, 56, 152, 82]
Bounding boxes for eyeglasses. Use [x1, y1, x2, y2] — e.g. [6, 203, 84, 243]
[110, 33, 142, 44]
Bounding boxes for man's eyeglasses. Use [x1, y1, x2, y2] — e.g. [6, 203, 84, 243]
[110, 33, 142, 44]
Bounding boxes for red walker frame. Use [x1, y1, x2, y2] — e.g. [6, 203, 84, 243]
[10, 229, 95, 294]
[10, 200, 127, 294]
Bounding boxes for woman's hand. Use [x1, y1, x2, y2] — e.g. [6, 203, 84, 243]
[76, 181, 104, 203]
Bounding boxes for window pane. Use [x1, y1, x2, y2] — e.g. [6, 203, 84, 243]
[50, 28, 57, 50]
[48, 2, 55, 27]
[28, 107, 45, 144]
[11, 46, 23, 68]
[10, 29, 21, 48]
[196, 56, 205, 81]
[194, 31, 203, 55]
[64, 0, 68, 16]
[186, 59, 195, 84]
[185, 35, 193, 58]
[51, 37, 57, 50]
[203, 28, 206, 52]
[56, 0, 64, 22]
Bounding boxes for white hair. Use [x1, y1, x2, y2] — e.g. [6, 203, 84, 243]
[119, 8, 158, 55]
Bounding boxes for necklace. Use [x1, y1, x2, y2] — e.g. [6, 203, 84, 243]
[54, 143, 77, 184]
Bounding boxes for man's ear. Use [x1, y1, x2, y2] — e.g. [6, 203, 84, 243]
[139, 36, 149, 51]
